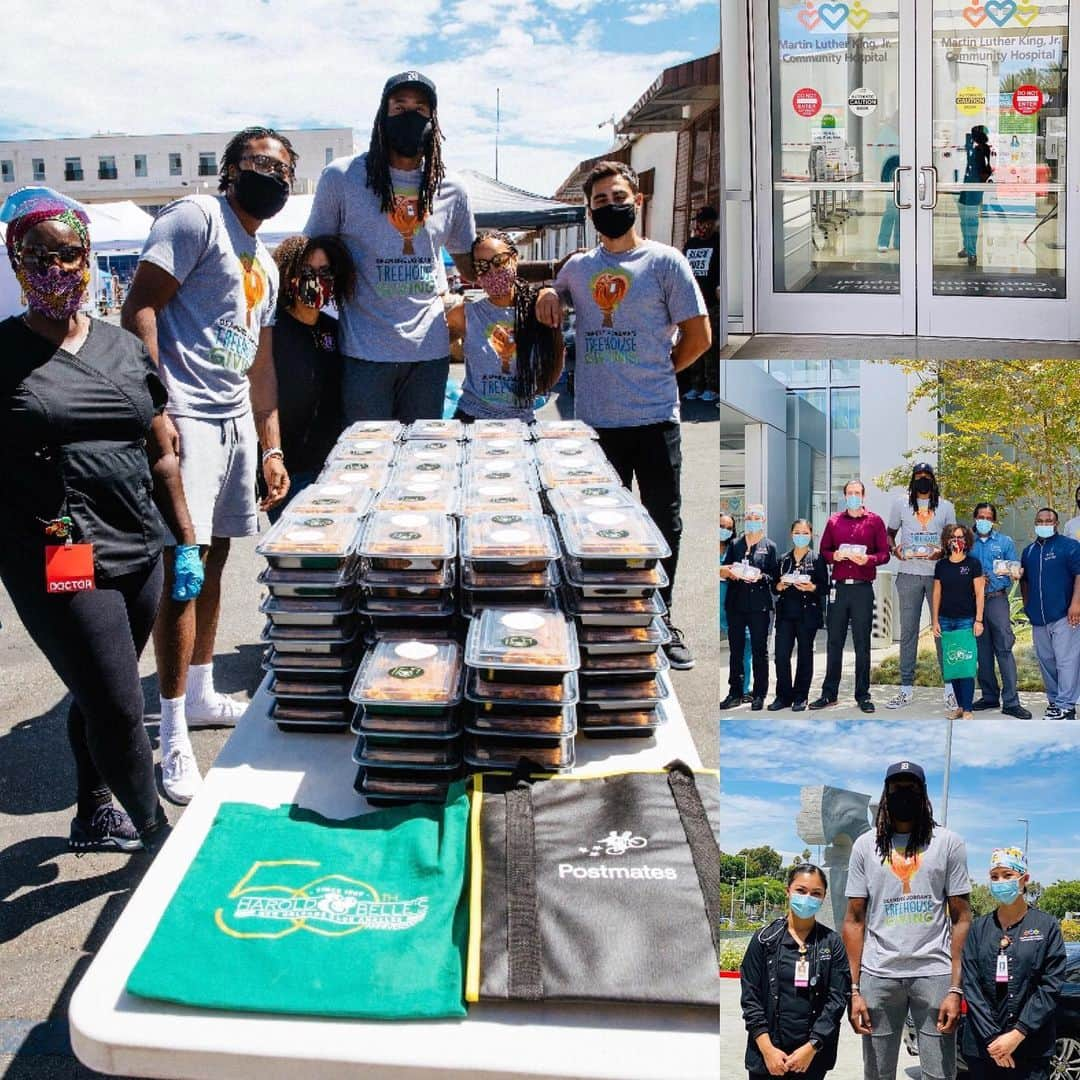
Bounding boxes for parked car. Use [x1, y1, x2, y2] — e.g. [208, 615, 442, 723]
[903, 942, 1080, 1077]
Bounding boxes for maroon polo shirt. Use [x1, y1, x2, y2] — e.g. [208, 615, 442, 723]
[819, 510, 891, 582]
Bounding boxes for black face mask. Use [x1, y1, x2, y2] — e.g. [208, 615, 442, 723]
[887, 788, 921, 822]
[233, 169, 290, 220]
[913, 477, 933, 495]
[384, 110, 433, 158]
[591, 202, 637, 239]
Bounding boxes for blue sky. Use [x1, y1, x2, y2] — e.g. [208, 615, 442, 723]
[721, 719, 1080, 884]
[0, 0, 718, 197]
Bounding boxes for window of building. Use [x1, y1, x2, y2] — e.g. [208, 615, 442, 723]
[169, 153, 182, 176]
[98, 155, 118, 181]
[32, 158, 45, 182]
[134, 154, 148, 178]
[64, 157, 84, 182]
[198, 152, 216, 177]
[0, 160, 13, 184]
[325, 147, 334, 165]
[673, 104, 721, 246]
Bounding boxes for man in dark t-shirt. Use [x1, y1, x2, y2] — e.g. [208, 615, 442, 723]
[681, 206, 720, 401]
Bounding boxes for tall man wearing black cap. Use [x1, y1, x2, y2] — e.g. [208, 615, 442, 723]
[305, 71, 476, 422]
[843, 761, 971, 1080]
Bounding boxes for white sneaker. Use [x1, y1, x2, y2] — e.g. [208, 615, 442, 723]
[162, 744, 201, 804]
[185, 693, 246, 728]
[885, 689, 913, 709]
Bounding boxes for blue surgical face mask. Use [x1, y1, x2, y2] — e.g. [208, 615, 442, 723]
[789, 892, 823, 919]
[845, 495, 863, 511]
[747, 519, 765, 533]
[989, 879, 1022, 904]
[718, 527, 733, 541]
[792, 533, 811, 548]
[1035, 524, 1055, 539]
[975, 519, 993, 536]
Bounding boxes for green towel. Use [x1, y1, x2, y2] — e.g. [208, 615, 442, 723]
[127, 790, 469, 1018]
[941, 627, 978, 681]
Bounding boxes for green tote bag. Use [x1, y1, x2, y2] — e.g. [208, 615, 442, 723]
[127, 790, 470, 1019]
[941, 627, 978, 681]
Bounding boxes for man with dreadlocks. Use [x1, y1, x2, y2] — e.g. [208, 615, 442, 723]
[843, 761, 972, 1080]
[305, 70, 476, 423]
[445, 230, 562, 422]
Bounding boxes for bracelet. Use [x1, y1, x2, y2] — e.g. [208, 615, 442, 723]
[948, 986, 964, 996]
[261, 447, 284, 465]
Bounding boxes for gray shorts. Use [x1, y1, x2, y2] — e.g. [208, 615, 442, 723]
[170, 412, 259, 546]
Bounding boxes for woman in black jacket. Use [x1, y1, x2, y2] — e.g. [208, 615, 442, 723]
[740, 863, 849, 1078]
[770, 519, 830, 713]
[719, 504, 779, 711]
[961, 847, 1067, 1078]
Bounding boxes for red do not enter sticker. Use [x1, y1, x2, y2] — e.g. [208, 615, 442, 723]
[793, 87, 823, 118]
[1012, 85, 1044, 115]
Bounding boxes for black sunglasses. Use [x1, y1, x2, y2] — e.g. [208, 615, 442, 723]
[20, 244, 85, 268]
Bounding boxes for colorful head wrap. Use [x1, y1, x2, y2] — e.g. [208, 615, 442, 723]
[1, 186, 90, 264]
[990, 846, 1027, 875]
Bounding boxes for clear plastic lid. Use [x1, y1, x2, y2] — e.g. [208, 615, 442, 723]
[318, 461, 391, 489]
[461, 481, 543, 515]
[463, 460, 538, 490]
[374, 480, 461, 515]
[557, 507, 671, 560]
[993, 559, 1022, 575]
[467, 437, 532, 462]
[406, 418, 464, 441]
[534, 439, 607, 467]
[396, 440, 462, 464]
[531, 419, 599, 441]
[546, 484, 639, 516]
[350, 638, 462, 706]
[256, 513, 362, 559]
[561, 555, 667, 590]
[459, 512, 559, 561]
[467, 418, 530, 440]
[465, 608, 580, 671]
[260, 595, 356, 617]
[359, 511, 457, 559]
[538, 458, 621, 489]
[328, 438, 398, 463]
[285, 482, 376, 517]
[338, 420, 404, 442]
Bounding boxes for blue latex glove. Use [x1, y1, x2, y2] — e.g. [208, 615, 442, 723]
[172, 544, 204, 601]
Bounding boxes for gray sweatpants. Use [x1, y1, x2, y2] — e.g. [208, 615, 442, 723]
[860, 971, 956, 1080]
[896, 573, 944, 686]
[1032, 616, 1080, 709]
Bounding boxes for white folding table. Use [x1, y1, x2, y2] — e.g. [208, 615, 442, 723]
[69, 675, 720, 1080]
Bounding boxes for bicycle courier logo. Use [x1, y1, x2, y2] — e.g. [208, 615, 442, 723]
[557, 830, 677, 882]
[215, 859, 429, 939]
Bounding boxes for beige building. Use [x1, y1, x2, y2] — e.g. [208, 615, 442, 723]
[0, 127, 354, 215]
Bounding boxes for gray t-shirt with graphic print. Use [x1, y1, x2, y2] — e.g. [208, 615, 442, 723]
[553, 239, 706, 429]
[846, 825, 969, 978]
[139, 194, 278, 420]
[457, 296, 534, 421]
[887, 496, 957, 578]
[304, 153, 476, 364]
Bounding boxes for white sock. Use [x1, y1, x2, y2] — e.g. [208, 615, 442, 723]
[186, 663, 215, 704]
[160, 695, 190, 750]
[900, 685, 913, 695]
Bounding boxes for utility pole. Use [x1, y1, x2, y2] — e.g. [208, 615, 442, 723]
[942, 717, 954, 824]
[495, 88, 500, 182]
[1018, 817, 1030, 856]
[742, 853, 749, 915]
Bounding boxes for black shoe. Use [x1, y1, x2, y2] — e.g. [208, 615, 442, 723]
[69, 805, 143, 853]
[967, 254, 977, 266]
[751, 697, 764, 711]
[857, 698, 876, 714]
[971, 698, 999, 711]
[719, 693, 744, 710]
[1064, 708, 1077, 721]
[791, 700, 807, 712]
[767, 698, 790, 712]
[1002, 704, 1032, 720]
[809, 696, 837, 710]
[662, 622, 695, 670]
[741, 694, 754, 705]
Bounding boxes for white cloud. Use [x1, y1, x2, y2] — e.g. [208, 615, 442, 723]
[625, 0, 717, 26]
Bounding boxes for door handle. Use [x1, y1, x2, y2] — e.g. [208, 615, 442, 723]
[894, 165, 912, 209]
[920, 165, 939, 210]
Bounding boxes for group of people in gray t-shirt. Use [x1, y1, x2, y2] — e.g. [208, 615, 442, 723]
[115, 70, 713, 802]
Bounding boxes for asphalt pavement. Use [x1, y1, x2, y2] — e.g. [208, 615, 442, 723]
[0, 374, 719, 1077]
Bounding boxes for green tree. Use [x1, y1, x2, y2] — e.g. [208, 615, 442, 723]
[738, 845, 784, 880]
[1037, 880, 1080, 918]
[874, 360, 1080, 519]
[969, 883, 995, 917]
[745, 876, 789, 908]
[720, 852, 746, 882]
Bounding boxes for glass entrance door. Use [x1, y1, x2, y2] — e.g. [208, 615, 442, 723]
[754, 0, 1079, 338]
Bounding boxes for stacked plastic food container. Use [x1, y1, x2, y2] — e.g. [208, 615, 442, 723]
[462, 606, 580, 773]
[256, 482, 371, 732]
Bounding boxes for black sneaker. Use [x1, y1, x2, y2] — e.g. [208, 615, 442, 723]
[857, 698, 876, 714]
[767, 698, 790, 712]
[971, 698, 999, 711]
[663, 623, 695, 670]
[719, 693, 745, 710]
[1064, 708, 1077, 721]
[1002, 704, 1032, 720]
[1045, 704, 1066, 720]
[69, 805, 143, 853]
[751, 696, 764, 711]
[809, 696, 837, 710]
[791, 700, 807, 712]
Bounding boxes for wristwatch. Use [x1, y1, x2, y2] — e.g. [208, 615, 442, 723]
[808, 1035, 823, 1052]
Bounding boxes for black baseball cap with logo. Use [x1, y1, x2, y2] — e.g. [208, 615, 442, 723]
[885, 760, 926, 785]
[382, 70, 437, 110]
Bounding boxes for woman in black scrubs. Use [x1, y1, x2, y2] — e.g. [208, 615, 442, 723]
[961, 847, 1067, 1079]
[1, 187, 198, 852]
[770, 519, 830, 712]
[740, 863, 849, 1078]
